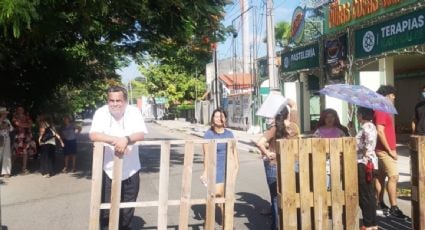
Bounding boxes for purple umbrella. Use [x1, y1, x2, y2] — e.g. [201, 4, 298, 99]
[319, 84, 398, 114]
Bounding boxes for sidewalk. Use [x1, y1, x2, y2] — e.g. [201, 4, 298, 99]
[154, 119, 413, 219]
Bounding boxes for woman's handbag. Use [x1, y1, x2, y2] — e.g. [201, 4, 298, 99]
[41, 127, 55, 142]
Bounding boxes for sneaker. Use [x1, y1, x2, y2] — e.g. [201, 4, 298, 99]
[389, 206, 407, 219]
[376, 202, 389, 216]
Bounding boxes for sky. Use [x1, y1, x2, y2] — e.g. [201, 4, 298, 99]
[117, 0, 302, 83]
[116, 61, 140, 84]
[217, 0, 300, 59]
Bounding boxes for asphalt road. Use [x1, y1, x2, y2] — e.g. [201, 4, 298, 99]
[1, 122, 272, 230]
[1, 120, 415, 230]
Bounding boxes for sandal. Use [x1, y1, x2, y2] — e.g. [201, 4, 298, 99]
[22, 169, 29, 175]
[62, 168, 68, 173]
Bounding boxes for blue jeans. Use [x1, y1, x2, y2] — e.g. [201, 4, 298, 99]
[264, 161, 278, 230]
[269, 181, 278, 230]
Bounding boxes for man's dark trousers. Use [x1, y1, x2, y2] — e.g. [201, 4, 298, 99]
[101, 171, 140, 230]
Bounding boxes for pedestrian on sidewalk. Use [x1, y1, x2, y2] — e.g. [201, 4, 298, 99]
[12, 106, 37, 174]
[255, 105, 299, 230]
[374, 85, 407, 219]
[313, 108, 349, 138]
[89, 86, 147, 230]
[38, 117, 64, 178]
[355, 107, 378, 230]
[60, 115, 81, 173]
[0, 107, 13, 178]
[201, 108, 239, 229]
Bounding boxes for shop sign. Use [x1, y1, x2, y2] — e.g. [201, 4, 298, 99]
[282, 43, 320, 72]
[155, 97, 168, 104]
[324, 0, 417, 34]
[355, 8, 425, 58]
[324, 34, 348, 77]
[290, 6, 307, 44]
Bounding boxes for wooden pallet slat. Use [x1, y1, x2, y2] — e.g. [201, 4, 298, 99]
[178, 141, 195, 230]
[205, 141, 217, 230]
[419, 138, 425, 229]
[224, 140, 238, 230]
[298, 138, 312, 230]
[109, 153, 124, 229]
[157, 141, 171, 230]
[329, 138, 344, 230]
[342, 137, 359, 229]
[280, 139, 298, 230]
[411, 136, 425, 229]
[89, 143, 105, 230]
[311, 138, 329, 229]
[418, 138, 425, 229]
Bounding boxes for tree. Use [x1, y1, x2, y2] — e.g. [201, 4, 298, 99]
[0, 0, 231, 115]
[275, 21, 291, 47]
[128, 78, 149, 103]
[262, 21, 291, 47]
[140, 62, 206, 105]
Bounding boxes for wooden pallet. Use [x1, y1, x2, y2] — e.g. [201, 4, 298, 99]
[276, 137, 359, 230]
[409, 136, 425, 230]
[88, 139, 239, 230]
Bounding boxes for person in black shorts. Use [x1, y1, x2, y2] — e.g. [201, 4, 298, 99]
[60, 115, 81, 173]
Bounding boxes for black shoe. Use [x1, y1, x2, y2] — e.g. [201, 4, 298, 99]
[378, 202, 389, 211]
[389, 206, 408, 219]
[376, 202, 389, 216]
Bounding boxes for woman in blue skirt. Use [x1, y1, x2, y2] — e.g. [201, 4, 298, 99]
[201, 108, 239, 228]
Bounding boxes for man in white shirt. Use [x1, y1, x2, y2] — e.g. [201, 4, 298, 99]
[89, 86, 147, 230]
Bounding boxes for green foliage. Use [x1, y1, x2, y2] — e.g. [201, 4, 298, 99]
[263, 21, 291, 47]
[0, 0, 39, 37]
[128, 78, 148, 103]
[177, 103, 194, 110]
[0, 0, 230, 116]
[275, 21, 291, 47]
[140, 61, 206, 105]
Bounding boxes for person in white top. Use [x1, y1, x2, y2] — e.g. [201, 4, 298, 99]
[89, 86, 148, 230]
[0, 107, 13, 178]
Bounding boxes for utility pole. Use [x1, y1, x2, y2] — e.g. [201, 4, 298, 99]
[266, 0, 279, 91]
[240, 0, 250, 75]
[128, 80, 133, 104]
[213, 43, 220, 109]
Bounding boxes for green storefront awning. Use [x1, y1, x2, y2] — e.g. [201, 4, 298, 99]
[355, 8, 425, 59]
[281, 42, 320, 73]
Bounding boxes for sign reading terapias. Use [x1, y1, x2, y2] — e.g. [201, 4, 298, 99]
[324, 0, 417, 34]
[282, 43, 319, 72]
[355, 8, 425, 58]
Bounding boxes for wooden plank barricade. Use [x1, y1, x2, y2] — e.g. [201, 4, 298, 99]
[276, 137, 359, 230]
[88, 139, 238, 230]
[409, 136, 425, 230]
